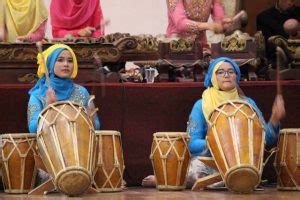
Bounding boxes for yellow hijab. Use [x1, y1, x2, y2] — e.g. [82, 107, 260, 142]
[37, 44, 78, 79]
[3, 0, 48, 42]
[202, 61, 240, 120]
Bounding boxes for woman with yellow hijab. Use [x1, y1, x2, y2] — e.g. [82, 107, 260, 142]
[142, 57, 285, 188]
[0, 0, 48, 42]
[27, 44, 100, 133]
[185, 57, 285, 186]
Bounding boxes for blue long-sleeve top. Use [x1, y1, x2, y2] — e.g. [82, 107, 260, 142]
[27, 84, 101, 133]
[187, 97, 279, 158]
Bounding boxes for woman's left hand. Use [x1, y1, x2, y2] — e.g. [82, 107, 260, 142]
[270, 94, 286, 125]
[87, 102, 97, 118]
[16, 35, 31, 43]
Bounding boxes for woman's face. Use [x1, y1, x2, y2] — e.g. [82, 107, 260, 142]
[215, 62, 237, 91]
[53, 50, 74, 78]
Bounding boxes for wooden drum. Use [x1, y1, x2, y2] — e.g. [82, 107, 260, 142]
[1, 133, 37, 193]
[275, 128, 300, 190]
[206, 100, 265, 193]
[150, 132, 191, 191]
[37, 101, 96, 196]
[93, 130, 125, 192]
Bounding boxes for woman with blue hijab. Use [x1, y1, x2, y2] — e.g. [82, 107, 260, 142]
[142, 57, 285, 188]
[27, 44, 100, 133]
[185, 57, 285, 185]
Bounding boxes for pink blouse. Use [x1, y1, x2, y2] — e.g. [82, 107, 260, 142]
[166, 0, 225, 45]
[51, 0, 104, 38]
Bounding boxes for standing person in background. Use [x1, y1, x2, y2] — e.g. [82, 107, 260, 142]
[166, 0, 233, 49]
[0, 0, 48, 43]
[256, 0, 300, 66]
[50, 0, 105, 38]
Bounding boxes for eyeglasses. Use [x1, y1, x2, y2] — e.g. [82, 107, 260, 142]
[215, 69, 236, 77]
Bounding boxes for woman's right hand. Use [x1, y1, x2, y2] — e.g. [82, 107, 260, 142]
[78, 26, 96, 37]
[46, 87, 57, 106]
[209, 23, 224, 34]
[270, 94, 286, 126]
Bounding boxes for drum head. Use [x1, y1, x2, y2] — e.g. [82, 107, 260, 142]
[153, 132, 189, 138]
[56, 168, 91, 196]
[225, 165, 260, 193]
[1, 133, 36, 139]
[95, 130, 121, 136]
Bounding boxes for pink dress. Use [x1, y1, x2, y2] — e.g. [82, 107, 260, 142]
[166, 0, 225, 46]
[50, 0, 104, 38]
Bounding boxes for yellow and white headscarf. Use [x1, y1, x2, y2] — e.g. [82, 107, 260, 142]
[2, 0, 48, 42]
[37, 44, 78, 79]
[202, 58, 241, 120]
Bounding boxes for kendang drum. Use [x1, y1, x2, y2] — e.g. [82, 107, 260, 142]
[274, 128, 300, 190]
[206, 100, 265, 193]
[37, 101, 96, 196]
[93, 130, 125, 192]
[1, 133, 37, 193]
[150, 132, 191, 190]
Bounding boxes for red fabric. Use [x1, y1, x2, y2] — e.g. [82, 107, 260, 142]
[50, 0, 104, 38]
[0, 81, 299, 186]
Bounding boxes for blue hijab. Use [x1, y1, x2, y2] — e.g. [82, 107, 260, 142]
[29, 48, 74, 100]
[204, 57, 241, 88]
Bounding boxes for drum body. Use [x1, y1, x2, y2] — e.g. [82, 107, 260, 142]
[37, 101, 96, 196]
[275, 129, 300, 190]
[150, 132, 191, 190]
[93, 130, 125, 192]
[207, 100, 265, 193]
[1, 134, 37, 193]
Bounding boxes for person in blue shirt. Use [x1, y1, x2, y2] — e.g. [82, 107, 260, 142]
[27, 44, 100, 133]
[186, 56, 285, 185]
[142, 57, 285, 188]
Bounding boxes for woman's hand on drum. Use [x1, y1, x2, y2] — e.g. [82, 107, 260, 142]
[78, 26, 96, 37]
[46, 87, 57, 106]
[87, 102, 97, 118]
[270, 94, 286, 126]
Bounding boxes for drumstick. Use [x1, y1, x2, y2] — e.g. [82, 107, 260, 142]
[232, 10, 247, 24]
[276, 47, 285, 95]
[228, 72, 246, 96]
[276, 47, 287, 95]
[93, 52, 106, 98]
[95, 19, 110, 30]
[36, 42, 51, 88]
[225, 10, 248, 33]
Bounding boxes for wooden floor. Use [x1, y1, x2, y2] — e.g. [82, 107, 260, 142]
[0, 187, 299, 200]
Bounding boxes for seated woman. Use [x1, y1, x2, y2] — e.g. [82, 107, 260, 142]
[50, 0, 105, 38]
[166, 0, 233, 48]
[0, 0, 48, 43]
[143, 57, 285, 187]
[27, 44, 100, 133]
